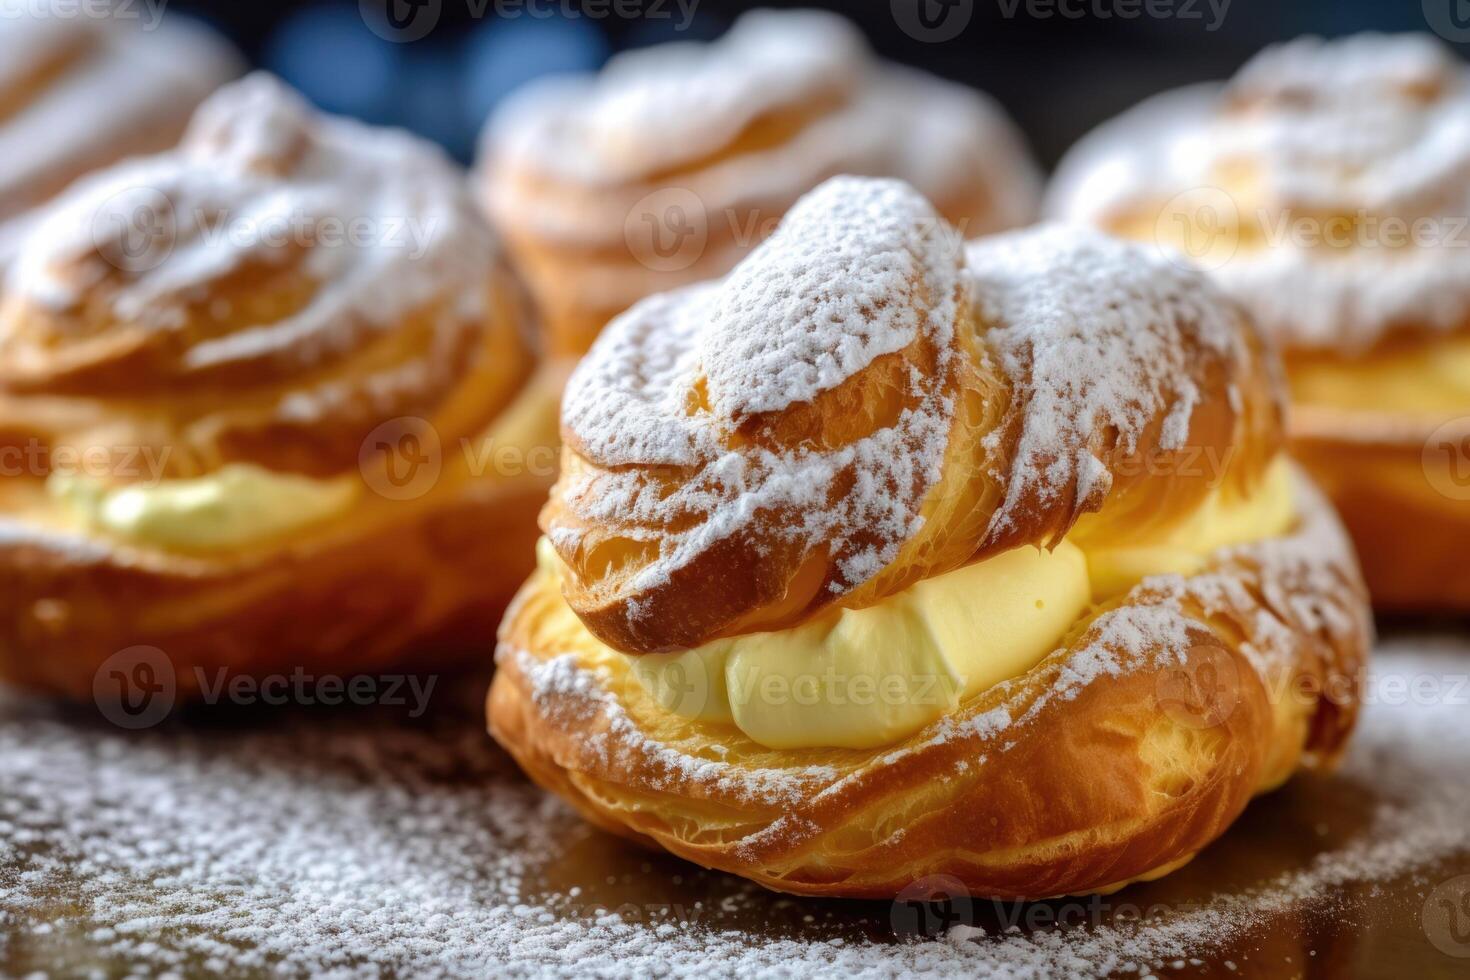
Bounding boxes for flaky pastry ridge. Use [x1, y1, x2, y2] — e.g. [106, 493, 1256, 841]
[0, 7, 239, 272]
[478, 8, 1039, 357]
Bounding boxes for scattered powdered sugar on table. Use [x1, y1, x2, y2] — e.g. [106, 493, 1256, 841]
[1, 636, 1467, 978]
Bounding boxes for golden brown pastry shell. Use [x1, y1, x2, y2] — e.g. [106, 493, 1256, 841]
[0, 365, 564, 700]
[496, 179, 1011, 360]
[0, 73, 569, 699]
[1292, 406, 1470, 613]
[488, 473, 1369, 900]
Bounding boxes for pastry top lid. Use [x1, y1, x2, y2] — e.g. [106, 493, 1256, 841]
[488, 10, 869, 185]
[0, 74, 529, 479]
[0, 2, 240, 224]
[964, 224, 1245, 540]
[1048, 32, 1470, 354]
[1217, 33, 1468, 218]
[563, 176, 962, 465]
[4, 73, 499, 382]
[482, 7, 1038, 246]
[546, 177, 1268, 653]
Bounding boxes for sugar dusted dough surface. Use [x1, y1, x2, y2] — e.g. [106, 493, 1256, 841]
[1047, 33, 1470, 354]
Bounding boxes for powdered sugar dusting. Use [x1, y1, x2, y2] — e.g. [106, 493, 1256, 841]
[5, 73, 496, 380]
[483, 9, 1038, 263]
[966, 225, 1239, 540]
[2, 636, 1463, 977]
[701, 178, 959, 418]
[0, 8, 238, 215]
[513, 648, 837, 805]
[536, 9, 865, 183]
[0, 6, 238, 268]
[557, 177, 961, 601]
[1226, 32, 1457, 121]
[1048, 33, 1470, 352]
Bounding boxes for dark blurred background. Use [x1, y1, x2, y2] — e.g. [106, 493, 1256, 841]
[168, 0, 1468, 166]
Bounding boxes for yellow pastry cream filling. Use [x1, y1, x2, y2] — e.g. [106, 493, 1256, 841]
[536, 458, 1297, 751]
[47, 464, 361, 552]
[1143, 189, 1470, 418]
[1286, 331, 1470, 417]
[38, 363, 568, 554]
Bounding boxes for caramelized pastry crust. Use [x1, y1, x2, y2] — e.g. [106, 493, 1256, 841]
[541, 180, 1284, 654]
[0, 75, 558, 698]
[1048, 33, 1470, 610]
[489, 178, 1371, 899]
[479, 9, 1040, 357]
[0, 8, 239, 271]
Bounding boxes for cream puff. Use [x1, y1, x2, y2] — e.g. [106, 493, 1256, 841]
[1049, 33, 1470, 612]
[0, 74, 561, 698]
[477, 8, 1040, 358]
[0, 6, 240, 272]
[488, 177, 1371, 899]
